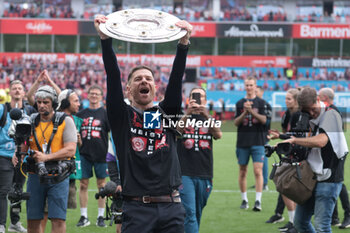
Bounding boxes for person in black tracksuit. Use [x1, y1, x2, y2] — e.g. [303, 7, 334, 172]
[94, 15, 193, 233]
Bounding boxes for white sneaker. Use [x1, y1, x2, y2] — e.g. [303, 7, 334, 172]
[0, 225, 5, 233]
[8, 222, 27, 232]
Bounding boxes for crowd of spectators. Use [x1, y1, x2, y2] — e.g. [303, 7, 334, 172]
[3, 2, 74, 18]
[295, 11, 350, 23]
[3, 1, 349, 23]
[200, 66, 350, 81]
[206, 79, 348, 92]
[0, 56, 169, 103]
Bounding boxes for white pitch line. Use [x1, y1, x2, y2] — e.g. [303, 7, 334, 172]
[88, 189, 277, 193]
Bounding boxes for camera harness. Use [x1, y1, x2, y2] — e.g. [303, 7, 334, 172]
[30, 112, 75, 184]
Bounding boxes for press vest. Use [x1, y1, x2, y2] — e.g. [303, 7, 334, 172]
[29, 119, 66, 154]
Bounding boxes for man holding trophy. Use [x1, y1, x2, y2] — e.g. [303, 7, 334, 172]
[94, 11, 192, 233]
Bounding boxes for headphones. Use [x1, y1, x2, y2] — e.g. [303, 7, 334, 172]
[36, 86, 58, 110]
[60, 89, 74, 110]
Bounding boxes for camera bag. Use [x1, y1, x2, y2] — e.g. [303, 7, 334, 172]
[273, 160, 316, 205]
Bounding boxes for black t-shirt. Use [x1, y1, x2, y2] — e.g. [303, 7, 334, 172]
[281, 110, 302, 132]
[235, 97, 267, 147]
[102, 38, 188, 196]
[177, 115, 214, 179]
[77, 107, 110, 163]
[320, 128, 345, 183]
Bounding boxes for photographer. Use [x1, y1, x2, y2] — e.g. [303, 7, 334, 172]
[0, 80, 35, 233]
[282, 87, 348, 233]
[16, 85, 77, 233]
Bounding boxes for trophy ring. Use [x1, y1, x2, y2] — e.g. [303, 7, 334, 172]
[99, 8, 187, 43]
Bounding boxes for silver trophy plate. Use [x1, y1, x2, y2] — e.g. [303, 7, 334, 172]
[99, 9, 187, 43]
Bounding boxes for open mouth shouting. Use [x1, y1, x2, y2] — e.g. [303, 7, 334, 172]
[139, 86, 150, 95]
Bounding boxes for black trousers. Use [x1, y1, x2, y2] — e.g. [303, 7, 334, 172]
[332, 183, 350, 220]
[121, 201, 185, 233]
[0, 156, 14, 226]
[0, 156, 26, 226]
[10, 164, 26, 224]
[275, 193, 285, 215]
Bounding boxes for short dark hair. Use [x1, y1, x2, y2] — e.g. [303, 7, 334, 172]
[88, 85, 103, 95]
[297, 87, 317, 110]
[127, 65, 154, 84]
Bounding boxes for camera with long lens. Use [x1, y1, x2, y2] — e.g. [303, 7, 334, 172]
[95, 181, 123, 225]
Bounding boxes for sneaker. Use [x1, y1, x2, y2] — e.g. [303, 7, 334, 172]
[8, 222, 27, 232]
[240, 200, 249, 209]
[0, 225, 5, 233]
[266, 214, 285, 224]
[263, 184, 269, 191]
[332, 218, 341, 227]
[96, 216, 106, 227]
[279, 222, 294, 232]
[340, 216, 350, 229]
[253, 200, 262, 211]
[76, 216, 90, 227]
[285, 226, 298, 233]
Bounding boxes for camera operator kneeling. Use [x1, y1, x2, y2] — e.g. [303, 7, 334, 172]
[15, 86, 77, 233]
[281, 87, 348, 233]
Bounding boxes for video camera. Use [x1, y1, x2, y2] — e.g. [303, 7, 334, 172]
[8, 108, 31, 144]
[95, 181, 123, 225]
[8, 108, 32, 203]
[265, 111, 310, 162]
[267, 112, 311, 181]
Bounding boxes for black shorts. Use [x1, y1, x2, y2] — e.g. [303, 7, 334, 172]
[122, 201, 185, 233]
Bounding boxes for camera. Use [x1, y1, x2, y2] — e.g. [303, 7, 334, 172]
[265, 111, 310, 162]
[267, 112, 311, 180]
[8, 108, 32, 144]
[95, 181, 123, 225]
[265, 142, 308, 162]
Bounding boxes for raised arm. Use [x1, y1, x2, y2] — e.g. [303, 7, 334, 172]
[27, 70, 46, 106]
[160, 21, 192, 115]
[94, 15, 126, 129]
[27, 70, 61, 106]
